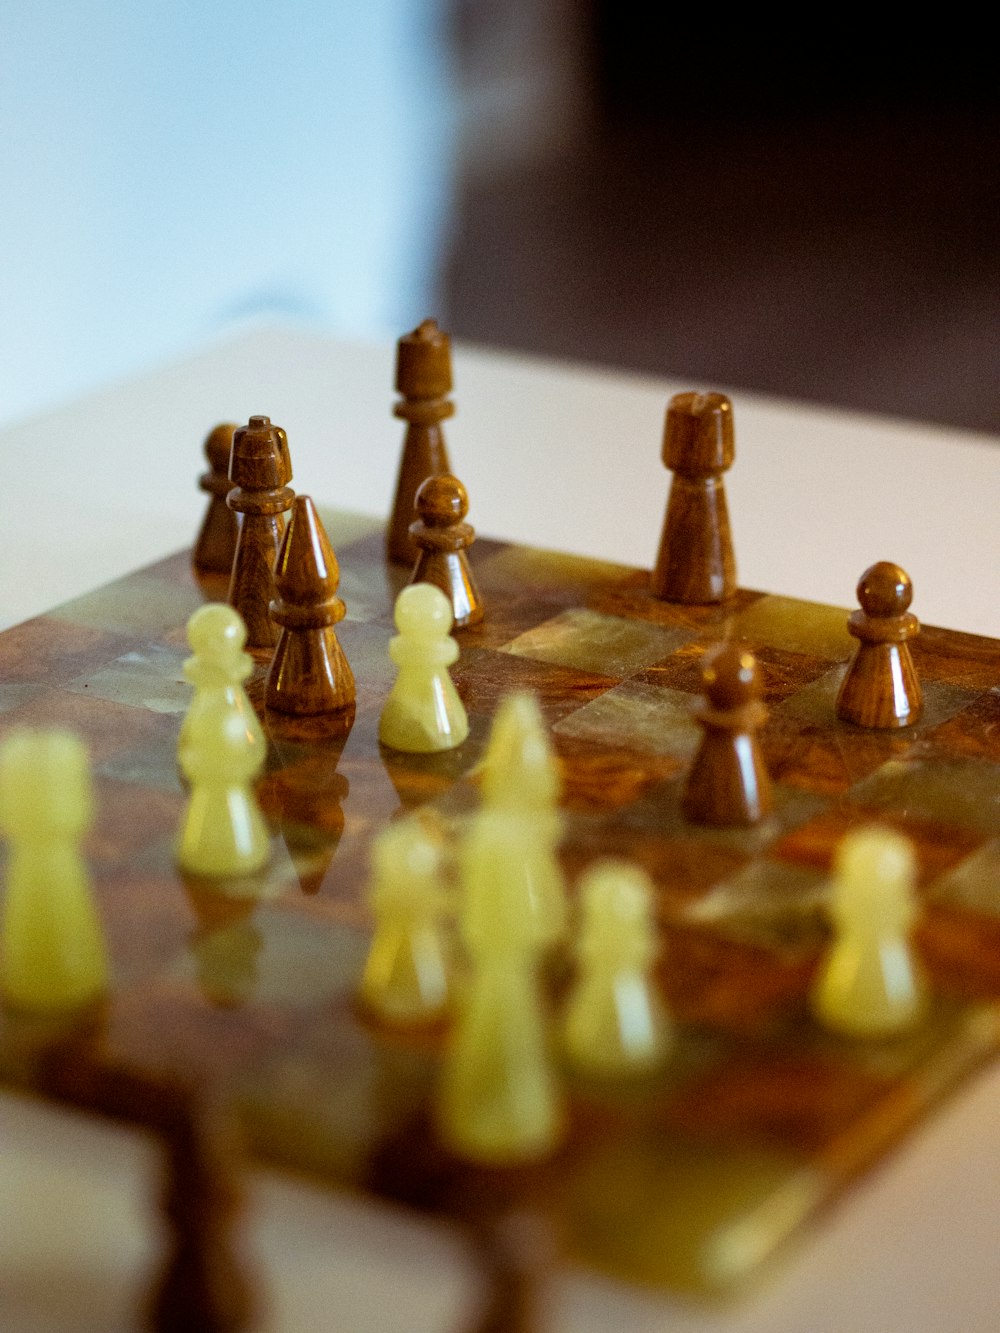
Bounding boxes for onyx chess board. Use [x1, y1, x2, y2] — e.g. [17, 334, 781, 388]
[2, 507, 1000, 1295]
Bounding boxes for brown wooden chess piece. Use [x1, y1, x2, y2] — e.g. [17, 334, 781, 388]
[227, 415, 294, 652]
[265, 495, 356, 715]
[682, 642, 772, 826]
[836, 561, 922, 728]
[387, 318, 454, 566]
[193, 423, 239, 574]
[652, 391, 737, 604]
[410, 473, 484, 627]
[463, 1209, 554, 1333]
[147, 1088, 256, 1333]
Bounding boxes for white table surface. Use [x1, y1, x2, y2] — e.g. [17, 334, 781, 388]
[2, 327, 1000, 1332]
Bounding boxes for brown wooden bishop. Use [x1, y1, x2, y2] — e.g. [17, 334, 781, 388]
[410, 472, 484, 627]
[193, 422, 239, 574]
[387, 318, 454, 565]
[227, 415, 294, 651]
[652, 391, 737, 604]
[836, 561, 922, 728]
[682, 642, 773, 826]
[265, 495, 355, 716]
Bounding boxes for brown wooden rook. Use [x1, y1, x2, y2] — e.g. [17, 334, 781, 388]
[193, 423, 239, 574]
[266, 495, 356, 716]
[227, 415, 294, 651]
[836, 561, 922, 728]
[410, 472, 484, 627]
[387, 318, 454, 565]
[652, 391, 737, 604]
[682, 642, 772, 826]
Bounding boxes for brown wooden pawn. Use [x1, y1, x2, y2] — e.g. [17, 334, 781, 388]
[266, 495, 355, 715]
[193, 423, 239, 574]
[387, 318, 454, 565]
[410, 472, 484, 627]
[836, 562, 922, 728]
[226, 415, 294, 651]
[652, 391, 737, 604]
[682, 642, 772, 826]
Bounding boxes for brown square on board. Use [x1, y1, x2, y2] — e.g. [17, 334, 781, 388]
[920, 691, 1000, 763]
[453, 646, 617, 726]
[588, 568, 766, 630]
[638, 641, 835, 704]
[0, 616, 138, 686]
[0, 688, 178, 771]
[910, 623, 1000, 691]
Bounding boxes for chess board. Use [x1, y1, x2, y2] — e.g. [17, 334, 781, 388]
[2, 509, 1000, 1296]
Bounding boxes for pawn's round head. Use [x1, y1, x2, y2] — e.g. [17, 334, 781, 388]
[0, 727, 93, 836]
[415, 473, 468, 528]
[580, 860, 655, 933]
[372, 816, 442, 887]
[856, 562, 913, 617]
[187, 603, 248, 662]
[701, 642, 761, 709]
[394, 582, 453, 636]
[833, 825, 916, 927]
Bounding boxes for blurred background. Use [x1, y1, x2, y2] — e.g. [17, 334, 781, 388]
[2, 2, 998, 432]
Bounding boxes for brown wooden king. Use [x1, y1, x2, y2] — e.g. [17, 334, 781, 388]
[387, 318, 454, 565]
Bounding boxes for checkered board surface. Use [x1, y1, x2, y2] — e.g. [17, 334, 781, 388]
[2, 508, 1000, 1293]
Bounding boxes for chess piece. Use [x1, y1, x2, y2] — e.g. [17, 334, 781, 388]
[193, 422, 239, 575]
[812, 826, 926, 1038]
[682, 642, 772, 826]
[265, 495, 356, 716]
[562, 860, 670, 1075]
[178, 603, 265, 770]
[387, 318, 454, 565]
[0, 728, 108, 1012]
[836, 561, 922, 728]
[177, 692, 270, 879]
[410, 473, 484, 627]
[480, 692, 566, 946]
[358, 817, 452, 1025]
[147, 1087, 257, 1333]
[438, 808, 563, 1163]
[227, 414, 294, 651]
[379, 583, 469, 752]
[464, 1209, 555, 1333]
[652, 391, 737, 604]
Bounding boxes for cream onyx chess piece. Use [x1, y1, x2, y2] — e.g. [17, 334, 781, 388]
[0, 728, 108, 1011]
[379, 582, 469, 752]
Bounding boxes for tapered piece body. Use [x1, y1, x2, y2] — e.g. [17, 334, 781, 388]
[652, 392, 736, 604]
[379, 583, 469, 752]
[682, 643, 772, 826]
[387, 318, 454, 565]
[812, 827, 926, 1038]
[226, 415, 294, 650]
[563, 861, 670, 1075]
[438, 808, 562, 1164]
[265, 495, 355, 716]
[0, 728, 108, 1012]
[480, 692, 566, 945]
[836, 562, 922, 728]
[193, 422, 239, 574]
[178, 603, 264, 771]
[177, 693, 270, 879]
[410, 473, 484, 626]
[359, 817, 452, 1024]
[147, 1091, 256, 1333]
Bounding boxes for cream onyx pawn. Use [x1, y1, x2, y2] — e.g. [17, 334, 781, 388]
[0, 729, 108, 1011]
[379, 582, 468, 753]
[177, 603, 264, 771]
[358, 817, 452, 1025]
[176, 689, 270, 880]
[812, 827, 927, 1038]
[563, 861, 671, 1075]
